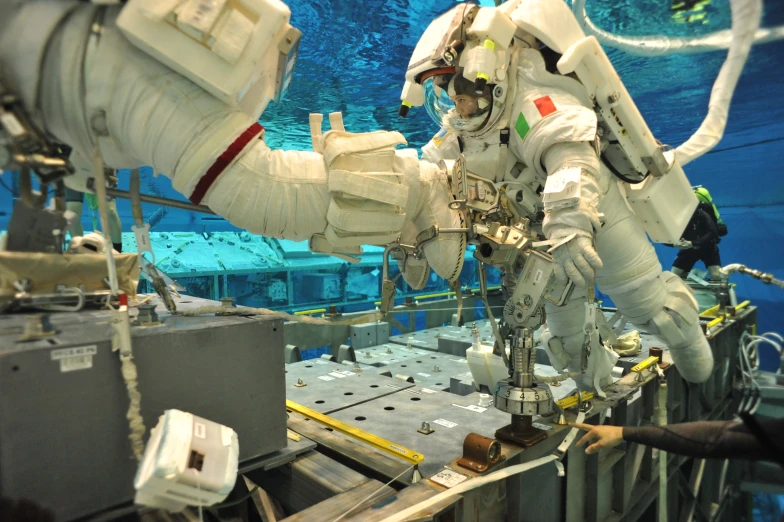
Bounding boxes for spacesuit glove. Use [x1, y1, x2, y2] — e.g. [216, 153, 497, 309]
[409, 163, 466, 283]
[548, 227, 603, 287]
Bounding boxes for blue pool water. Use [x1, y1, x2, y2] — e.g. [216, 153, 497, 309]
[1, 0, 781, 340]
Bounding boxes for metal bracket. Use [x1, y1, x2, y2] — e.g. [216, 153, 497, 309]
[457, 433, 505, 473]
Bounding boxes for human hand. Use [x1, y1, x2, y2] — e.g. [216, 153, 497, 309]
[674, 239, 693, 250]
[570, 423, 624, 454]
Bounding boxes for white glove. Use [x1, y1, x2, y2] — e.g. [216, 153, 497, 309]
[674, 239, 693, 250]
[548, 227, 603, 287]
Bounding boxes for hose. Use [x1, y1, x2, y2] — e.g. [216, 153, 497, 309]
[571, 0, 782, 57]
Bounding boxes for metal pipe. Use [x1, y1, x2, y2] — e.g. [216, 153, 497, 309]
[104, 187, 216, 215]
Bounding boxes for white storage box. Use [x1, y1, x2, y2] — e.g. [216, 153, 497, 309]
[135, 409, 239, 512]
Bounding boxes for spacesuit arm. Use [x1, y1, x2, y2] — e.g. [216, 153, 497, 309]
[14, 3, 465, 279]
[540, 142, 604, 287]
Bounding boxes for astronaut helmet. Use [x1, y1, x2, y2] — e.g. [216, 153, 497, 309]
[398, 3, 533, 136]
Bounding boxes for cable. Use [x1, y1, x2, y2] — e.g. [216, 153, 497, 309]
[0, 176, 19, 197]
[211, 486, 259, 509]
[331, 465, 415, 522]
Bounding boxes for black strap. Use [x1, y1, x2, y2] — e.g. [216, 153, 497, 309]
[500, 128, 510, 146]
[739, 413, 784, 468]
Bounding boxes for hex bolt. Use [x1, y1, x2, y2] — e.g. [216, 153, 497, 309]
[433, 365, 441, 373]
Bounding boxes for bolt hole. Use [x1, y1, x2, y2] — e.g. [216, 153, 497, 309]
[410, 397, 421, 401]
[47, 339, 57, 346]
[370, 385, 379, 388]
[416, 360, 422, 363]
[325, 427, 333, 431]
[344, 392, 354, 396]
[384, 406, 395, 411]
[315, 400, 325, 404]
[305, 365, 313, 368]
[435, 383, 443, 385]
[401, 365, 407, 368]
[12, 366, 19, 372]
[431, 357, 437, 359]
[273, 328, 277, 332]
[355, 416, 366, 421]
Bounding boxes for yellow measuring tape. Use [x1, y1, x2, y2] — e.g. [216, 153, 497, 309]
[556, 391, 594, 410]
[286, 400, 424, 466]
[631, 356, 660, 374]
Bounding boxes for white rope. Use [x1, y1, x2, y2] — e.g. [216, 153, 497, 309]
[120, 353, 145, 460]
[331, 465, 415, 522]
[675, 0, 763, 165]
[379, 455, 559, 522]
[571, 0, 783, 57]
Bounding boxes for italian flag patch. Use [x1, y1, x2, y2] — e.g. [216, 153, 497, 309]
[515, 95, 558, 141]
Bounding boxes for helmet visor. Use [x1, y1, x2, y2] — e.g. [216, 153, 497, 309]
[423, 72, 493, 131]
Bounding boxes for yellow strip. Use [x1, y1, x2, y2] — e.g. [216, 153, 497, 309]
[287, 429, 302, 442]
[700, 303, 720, 318]
[286, 400, 423, 466]
[707, 316, 725, 329]
[556, 391, 594, 410]
[294, 308, 326, 316]
[631, 356, 659, 373]
[735, 300, 751, 312]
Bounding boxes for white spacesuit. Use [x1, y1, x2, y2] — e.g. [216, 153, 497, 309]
[0, 0, 713, 388]
[400, 2, 714, 386]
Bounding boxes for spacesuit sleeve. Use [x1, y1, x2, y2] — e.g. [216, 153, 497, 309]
[17, 3, 467, 278]
[421, 127, 462, 164]
[508, 69, 602, 239]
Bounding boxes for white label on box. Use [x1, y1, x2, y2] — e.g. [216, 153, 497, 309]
[421, 388, 437, 394]
[318, 375, 335, 381]
[533, 422, 553, 432]
[52, 346, 97, 373]
[433, 418, 457, 428]
[51, 345, 98, 360]
[194, 422, 206, 439]
[431, 468, 469, 488]
[337, 370, 355, 376]
[534, 269, 543, 284]
[452, 404, 486, 413]
[328, 372, 347, 378]
[417, 372, 432, 378]
[60, 356, 93, 373]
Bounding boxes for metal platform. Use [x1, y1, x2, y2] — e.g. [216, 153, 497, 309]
[374, 353, 472, 391]
[329, 388, 516, 477]
[285, 359, 414, 414]
[354, 343, 435, 366]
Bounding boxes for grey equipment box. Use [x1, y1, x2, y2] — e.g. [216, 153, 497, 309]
[0, 299, 286, 522]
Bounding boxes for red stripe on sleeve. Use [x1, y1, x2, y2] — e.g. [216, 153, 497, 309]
[189, 122, 265, 205]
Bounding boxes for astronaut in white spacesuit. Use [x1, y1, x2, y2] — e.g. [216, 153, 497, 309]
[396, 2, 714, 387]
[0, 0, 713, 389]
